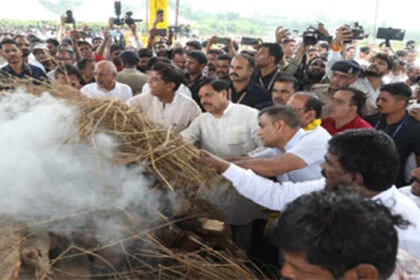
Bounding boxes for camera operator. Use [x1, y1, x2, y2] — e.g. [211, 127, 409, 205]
[325, 26, 393, 116]
[146, 11, 173, 57]
[297, 56, 328, 91]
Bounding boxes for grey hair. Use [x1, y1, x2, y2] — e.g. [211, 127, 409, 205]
[95, 60, 117, 74]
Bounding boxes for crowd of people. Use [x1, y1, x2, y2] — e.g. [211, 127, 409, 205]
[1, 15, 420, 279]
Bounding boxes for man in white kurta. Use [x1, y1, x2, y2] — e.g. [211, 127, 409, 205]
[80, 60, 133, 101]
[181, 79, 266, 251]
[127, 62, 200, 133]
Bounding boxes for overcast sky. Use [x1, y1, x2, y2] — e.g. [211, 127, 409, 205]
[1, 0, 419, 32]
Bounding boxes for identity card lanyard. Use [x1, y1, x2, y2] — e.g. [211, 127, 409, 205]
[375, 119, 406, 139]
[259, 69, 280, 91]
[228, 88, 247, 104]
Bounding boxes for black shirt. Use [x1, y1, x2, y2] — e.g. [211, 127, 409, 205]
[252, 67, 280, 92]
[187, 74, 210, 111]
[228, 81, 272, 110]
[1, 63, 47, 81]
[368, 112, 420, 187]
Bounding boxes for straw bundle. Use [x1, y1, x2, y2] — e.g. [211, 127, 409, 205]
[0, 78, 270, 279]
[1, 78, 217, 196]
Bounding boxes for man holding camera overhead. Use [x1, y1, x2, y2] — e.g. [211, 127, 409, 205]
[324, 25, 393, 116]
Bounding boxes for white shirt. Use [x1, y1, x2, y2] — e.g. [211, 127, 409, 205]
[251, 126, 331, 182]
[222, 164, 420, 258]
[181, 103, 265, 225]
[181, 103, 262, 156]
[374, 186, 420, 258]
[142, 83, 192, 99]
[352, 76, 380, 104]
[47, 69, 56, 80]
[127, 91, 201, 133]
[223, 164, 325, 211]
[399, 186, 420, 209]
[81, 81, 133, 101]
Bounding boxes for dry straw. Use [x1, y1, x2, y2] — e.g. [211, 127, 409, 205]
[1, 76, 217, 196]
[0, 77, 269, 279]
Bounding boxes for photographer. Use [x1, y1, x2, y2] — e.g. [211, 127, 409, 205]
[147, 11, 172, 56]
[325, 25, 393, 116]
[274, 26, 316, 77]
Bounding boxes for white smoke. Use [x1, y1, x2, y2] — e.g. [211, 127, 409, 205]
[0, 91, 159, 225]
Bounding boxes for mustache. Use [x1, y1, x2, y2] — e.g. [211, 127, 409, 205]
[229, 73, 239, 77]
[321, 169, 326, 178]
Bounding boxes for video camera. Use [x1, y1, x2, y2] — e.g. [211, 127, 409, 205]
[113, 1, 142, 26]
[64, 10, 76, 29]
[342, 22, 368, 44]
[64, 10, 75, 24]
[302, 26, 332, 45]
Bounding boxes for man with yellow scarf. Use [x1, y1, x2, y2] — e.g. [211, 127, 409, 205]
[234, 95, 330, 182]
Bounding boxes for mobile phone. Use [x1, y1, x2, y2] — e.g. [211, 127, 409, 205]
[241, 37, 259, 45]
[216, 37, 228, 45]
[155, 28, 167, 37]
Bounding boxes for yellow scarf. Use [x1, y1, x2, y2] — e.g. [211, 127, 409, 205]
[304, 119, 322, 131]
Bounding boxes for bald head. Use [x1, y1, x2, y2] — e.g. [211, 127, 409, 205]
[287, 92, 323, 127]
[95, 60, 117, 74]
[94, 60, 117, 90]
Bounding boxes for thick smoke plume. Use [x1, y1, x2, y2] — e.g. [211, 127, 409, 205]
[0, 92, 160, 227]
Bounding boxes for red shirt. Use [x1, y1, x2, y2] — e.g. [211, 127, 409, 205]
[93, 53, 105, 62]
[322, 115, 373, 136]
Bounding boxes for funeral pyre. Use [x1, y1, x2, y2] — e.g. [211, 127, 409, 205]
[0, 83, 267, 279]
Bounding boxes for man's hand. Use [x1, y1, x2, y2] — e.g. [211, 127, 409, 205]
[108, 17, 114, 30]
[103, 28, 111, 42]
[252, 39, 263, 51]
[333, 26, 353, 49]
[60, 15, 66, 27]
[410, 107, 420, 122]
[153, 13, 164, 27]
[318, 23, 330, 36]
[209, 36, 217, 46]
[275, 26, 290, 45]
[198, 150, 230, 174]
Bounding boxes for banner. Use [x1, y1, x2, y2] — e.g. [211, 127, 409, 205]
[149, 0, 169, 30]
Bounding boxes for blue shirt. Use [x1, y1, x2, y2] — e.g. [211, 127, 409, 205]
[1, 63, 47, 81]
